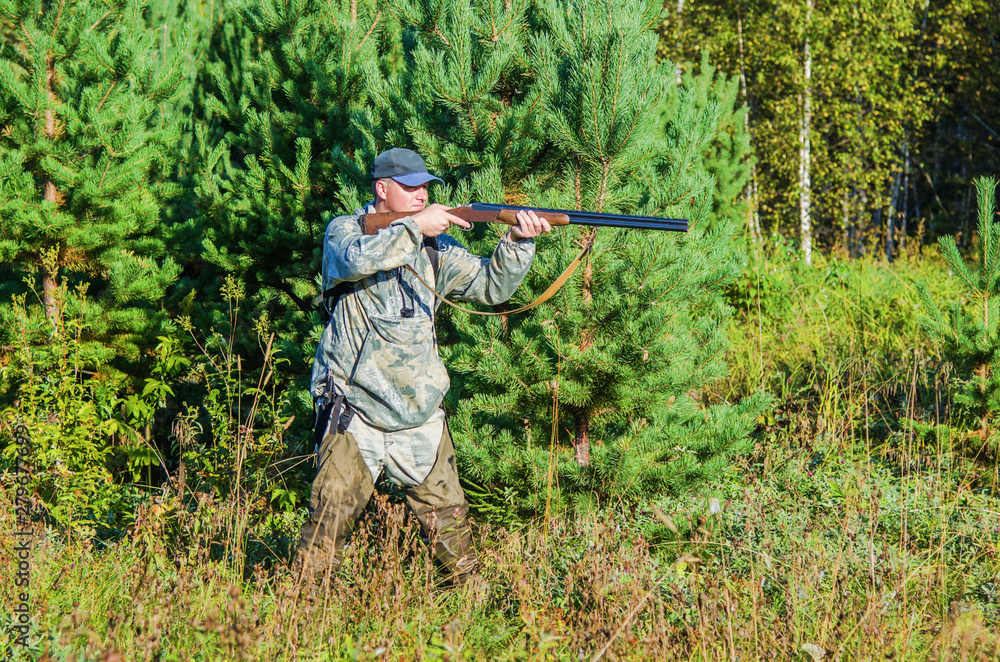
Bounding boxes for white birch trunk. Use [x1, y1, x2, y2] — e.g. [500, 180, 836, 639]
[675, 0, 685, 84]
[799, 0, 813, 266]
[738, 16, 762, 247]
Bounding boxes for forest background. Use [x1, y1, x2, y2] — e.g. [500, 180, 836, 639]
[1, 0, 999, 659]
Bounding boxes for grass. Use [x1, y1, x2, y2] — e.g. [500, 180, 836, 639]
[2, 439, 998, 660]
[2, 243, 999, 660]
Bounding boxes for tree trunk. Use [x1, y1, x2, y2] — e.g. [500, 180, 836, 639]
[959, 118, 971, 247]
[43, 54, 60, 324]
[842, 190, 850, 255]
[738, 15, 762, 248]
[43, 271, 58, 322]
[887, 171, 901, 262]
[491, 301, 510, 333]
[675, 0, 685, 84]
[581, 230, 593, 303]
[900, 141, 910, 251]
[574, 413, 590, 466]
[799, 0, 813, 266]
[575, 154, 593, 463]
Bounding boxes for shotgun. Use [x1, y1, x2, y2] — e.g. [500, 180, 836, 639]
[361, 203, 689, 234]
[316, 203, 688, 319]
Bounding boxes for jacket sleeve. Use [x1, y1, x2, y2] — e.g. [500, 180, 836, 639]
[323, 211, 422, 287]
[434, 233, 536, 305]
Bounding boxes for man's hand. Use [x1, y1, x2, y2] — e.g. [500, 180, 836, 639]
[411, 204, 472, 237]
[508, 209, 552, 241]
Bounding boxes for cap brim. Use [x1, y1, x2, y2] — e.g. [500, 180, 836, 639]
[392, 172, 444, 186]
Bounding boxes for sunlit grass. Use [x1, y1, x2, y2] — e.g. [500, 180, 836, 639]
[1, 246, 999, 660]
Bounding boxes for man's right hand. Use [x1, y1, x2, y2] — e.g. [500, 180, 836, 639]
[411, 204, 471, 237]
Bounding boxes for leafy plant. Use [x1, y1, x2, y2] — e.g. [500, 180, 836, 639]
[172, 277, 308, 518]
[0, 287, 160, 533]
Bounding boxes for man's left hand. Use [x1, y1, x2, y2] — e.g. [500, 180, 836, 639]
[508, 209, 552, 241]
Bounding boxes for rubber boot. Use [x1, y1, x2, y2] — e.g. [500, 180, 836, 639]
[404, 420, 478, 582]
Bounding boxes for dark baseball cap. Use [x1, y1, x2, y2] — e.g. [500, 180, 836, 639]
[371, 148, 444, 186]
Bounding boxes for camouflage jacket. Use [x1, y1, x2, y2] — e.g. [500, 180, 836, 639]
[311, 203, 535, 431]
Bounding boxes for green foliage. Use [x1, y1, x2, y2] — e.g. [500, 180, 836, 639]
[0, 290, 162, 533]
[0, 0, 192, 365]
[657, 0, 967, 246]
[331, 0, 770, 513]
[171, 277, 307, 513]
[192, 0, 401, 371]
[919, 177, 1000, 443]
[677, 51, 754, 231]
[723, 231, 961, 451]
[0, 272, 308, 536]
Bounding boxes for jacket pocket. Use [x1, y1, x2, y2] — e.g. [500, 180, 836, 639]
[349, 313, 449, 430]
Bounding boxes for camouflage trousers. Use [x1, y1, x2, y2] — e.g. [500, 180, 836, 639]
[296, 409, 477, 581]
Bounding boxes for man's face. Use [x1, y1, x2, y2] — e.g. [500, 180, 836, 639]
[377, 178, 429, 213]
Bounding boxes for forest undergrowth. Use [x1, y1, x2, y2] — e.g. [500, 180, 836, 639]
[2, 243, 1000, 661]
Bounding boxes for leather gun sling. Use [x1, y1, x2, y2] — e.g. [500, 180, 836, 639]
[404, 241, 592, 316]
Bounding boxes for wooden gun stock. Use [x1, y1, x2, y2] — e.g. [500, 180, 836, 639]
[362, 206, 571, 235]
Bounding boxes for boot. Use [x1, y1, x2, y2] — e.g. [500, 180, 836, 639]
[405, 420, 479, 583]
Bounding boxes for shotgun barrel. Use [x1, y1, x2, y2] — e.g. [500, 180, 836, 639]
[362, 203, 689, 235]
[470, 203, 688, 233]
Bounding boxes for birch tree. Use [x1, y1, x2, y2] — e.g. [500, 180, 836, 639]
[659, 0, 940, 253]
[799, 0, 813, 265]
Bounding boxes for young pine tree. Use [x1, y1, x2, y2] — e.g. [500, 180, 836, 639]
[194, 0, 400, 375]
[314, 0, 546, 225]
[337, 0, 770, 513]
[0, 0, 190, 367]
[679, 51, 754, 232]
[919, 177, 1000, 447]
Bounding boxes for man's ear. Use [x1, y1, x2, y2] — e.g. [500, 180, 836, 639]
[373, 177, 390, 201]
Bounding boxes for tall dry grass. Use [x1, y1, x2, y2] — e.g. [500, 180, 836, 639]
[2, 440, 998, 662]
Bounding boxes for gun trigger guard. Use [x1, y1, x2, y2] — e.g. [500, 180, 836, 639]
[456, 203, 474, 231]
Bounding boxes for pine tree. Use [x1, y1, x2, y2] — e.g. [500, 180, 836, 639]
[145, 0, 240, 225]
[0, 0, 191, 367]
[678, 51, 754, 232]
[193, 0, 400, 374]
[150, 0, 258, 322]
[323, 0, 543, 209]
[336, 0, 771, 513]
[919, 176, 1000, 445]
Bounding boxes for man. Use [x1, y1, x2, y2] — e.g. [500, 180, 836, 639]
[296, 148, 551, 583]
